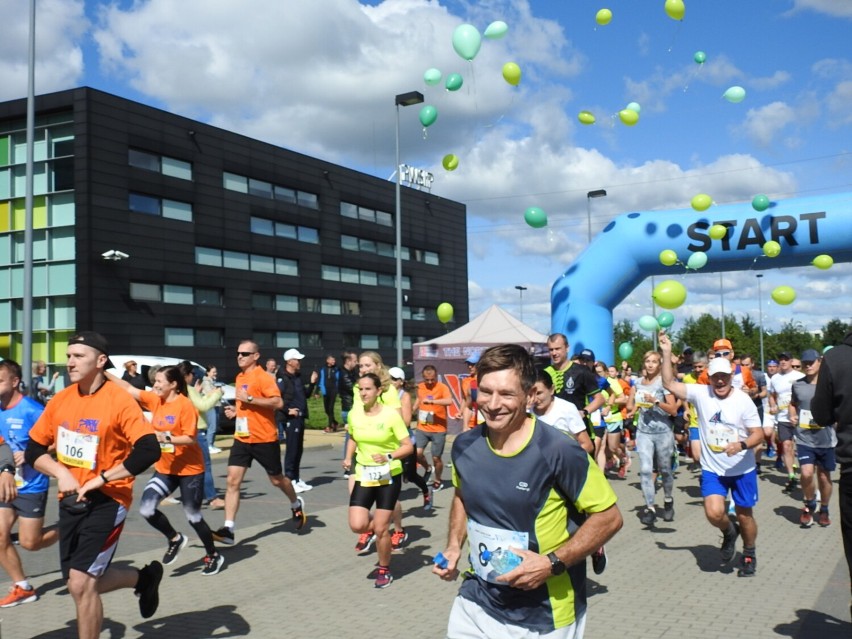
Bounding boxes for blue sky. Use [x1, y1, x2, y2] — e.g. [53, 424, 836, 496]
[2, 0, 851, 344]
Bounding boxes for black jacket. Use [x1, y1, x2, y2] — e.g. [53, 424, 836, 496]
[812, 331, 852, 468]
[277, 369, 316, 419]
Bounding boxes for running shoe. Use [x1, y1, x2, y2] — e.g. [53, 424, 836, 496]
[355, 532, 376, 555]
[737, 554, 756, 577]
[374, 566, 393, 589]
[720, 522, 740, 564]
[431, 480, 443, 492]
[208, 446, 222, 454]
[212, 526, 235, 545]
[294, 480, 313, 493]
[766, 447, 776, 458]
[817, 509, 831, 527]
[423, 487, 434, 511]
[783, 477, 798, 494]
[592, 546, 607, 575]
[135, 561, 163, 619]
[423, 466, 433, 484]
[639, 507, 657, 526]
[292, 496, 307, 530]
[662, 498, 675, 522]
[201, 553, 225, 576]
[0, 584, 38, 607]
[162, 532, 188, 565]
[799, 506, 814, 527]
[391, 528, 408, 551]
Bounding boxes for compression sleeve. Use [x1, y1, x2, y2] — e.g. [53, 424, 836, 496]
[24, 439, 50, 468]
[0, 443, 14, 468]
[123, 433, 161, 476]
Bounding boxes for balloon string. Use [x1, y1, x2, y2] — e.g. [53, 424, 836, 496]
[683, 62, 704, 92]
[666, 21, 683, 53]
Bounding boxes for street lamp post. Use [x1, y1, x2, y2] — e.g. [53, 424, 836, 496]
[586, 189, 607, 243]
[757, 274, 765, 369]
[515, 285, 528, 323]
[394, 90, 424, 367]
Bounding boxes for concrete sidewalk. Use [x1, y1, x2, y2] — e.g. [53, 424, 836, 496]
[4, 437, 851, 639]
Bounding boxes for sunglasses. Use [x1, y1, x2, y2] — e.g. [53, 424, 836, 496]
[237, 351, 257, 357]
[714, 351, 731, 358]
[791, 364, 801, 369]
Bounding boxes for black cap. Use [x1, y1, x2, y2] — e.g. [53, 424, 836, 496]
[578, 348, 595, 361]
[778, 352, 792, 360]
[682, 346, 693, 354]
[68, 331, 110, 356]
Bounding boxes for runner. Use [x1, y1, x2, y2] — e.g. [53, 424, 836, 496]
[529, 368, 593, 454]
[343, 373, 413, 588]
[24, 331, 163, 638]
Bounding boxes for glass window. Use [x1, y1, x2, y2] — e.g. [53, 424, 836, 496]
[360, 335, 379, 349]
[51, 157, 74, 191]
[223, 250, 249, 270]
[163, 284, 193, 304]
[376, 210, 393, 227]
[275, 258, 298, 276]
[252, 331, 273, 348]
[165, 327, 194, 347]
[358, 206, 375, 222]
[276, 295, 299, 312]
[49, 192, 75, 226]
[0, 168, 9, 199]
[162, 199, 192, 222]
[195, 287, 221, 306]
[340, 235, 358, 251]
[274, 185, 296, 203]
[321, 265, 339, 281]
[359, 239, 376, 253]
[252, 293, 274, 310]
[298, 191, 319, 209]
[377, 273, 394, 287]
[377, 242, 394, 258]
[196, 246, 221, 267]
[402, 276, 411, 290]
[302, 332, 322, 348]
[379, 336, 395, 350]
[49, 296, 75, 328]
[340, 202, 358, 219]
[128, 149, 159, 172]
[275, 331, 298, 348]
[300, 298, 320, 313]
[50, 125, 74, 158]
[342, 301, 360, 315]
[130, 282, 161, 301]
[360, 271, 377, 286]
[248, 178, 273, 199]
[195, 329, 222, 347]
[223, 172, 247, 193]
[425, 251, 440, 265]
[251, 254, 274, 273]
[321, 299, 340, 315]
[411, 307, 427, 320]
[161, 156, 192, 180]
[400, 247, 410, 261]
[340, 267, 359, 284]
[275, 223, 297, 240]
[46, 262, 74, 295]
[250, 216, 274, 236]
[129, 193, 160, 215]
[298, 226, 319, 244]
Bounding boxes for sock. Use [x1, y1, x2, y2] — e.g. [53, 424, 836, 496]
[290, 501, 300, 509]
[15, 580, 31, 590]
[224, 520, 234, 530]
[789, 473, 796, 480]
[742, 545, 755, 557]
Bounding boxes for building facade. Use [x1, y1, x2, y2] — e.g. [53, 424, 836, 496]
[0, 87, 468, 376]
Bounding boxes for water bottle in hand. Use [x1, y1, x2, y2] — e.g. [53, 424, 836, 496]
[483, 548, 522, 575]
[434, 552, 449, 569]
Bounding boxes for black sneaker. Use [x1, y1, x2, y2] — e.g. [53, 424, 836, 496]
[592, 546, 607, 575]
[783, 477, 798, 494]
[423, 466, 432, 484]
[663, 498, 675, 522]
[135, 561, 163, 619]
[639, 507, 657, 526]
[201, 553, 225, 576]
[212, 526, 234, 545]
[720, 522, 740, 564]
[292, 496, 306, 530]
[162, 533, 188, 566]
[737, 554, 756, 577]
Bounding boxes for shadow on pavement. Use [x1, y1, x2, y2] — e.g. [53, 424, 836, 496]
[654, 541, 737, 574]
[131, 604, 251, 638]
[774, 505, 805, 525]
[33, 618, 127, 638]
[774, 608, 852, 639]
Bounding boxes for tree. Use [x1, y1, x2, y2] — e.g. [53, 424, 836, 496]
[612, 319, 653, 371]
[821, 319, 850, 347]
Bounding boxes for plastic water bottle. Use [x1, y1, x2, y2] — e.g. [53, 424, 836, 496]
[483, 548, 522, 574]
[433, 552, 449, 569]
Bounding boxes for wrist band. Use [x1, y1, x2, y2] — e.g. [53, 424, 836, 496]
[100, 470, 109, 484]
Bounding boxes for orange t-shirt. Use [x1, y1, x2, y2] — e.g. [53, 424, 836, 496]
[29, 380, 154, 509]
[138, 391, 203, 476]
[234, 365, 281, 444]
[416, 381, 452, 432]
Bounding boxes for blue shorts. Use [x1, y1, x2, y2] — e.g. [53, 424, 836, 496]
[701, 469, 758, 508]
[689, 427, 700, 442]
[797, 444, 836, 472]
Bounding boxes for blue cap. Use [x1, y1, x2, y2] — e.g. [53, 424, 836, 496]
[465, 353, 480, 365]
[767, 359, 779, 366]
[800, 349, 820, 363]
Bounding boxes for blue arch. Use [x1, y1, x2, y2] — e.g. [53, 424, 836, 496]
[551, 192, 852, 363]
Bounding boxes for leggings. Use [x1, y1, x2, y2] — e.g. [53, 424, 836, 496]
[139, 472, 216, 556]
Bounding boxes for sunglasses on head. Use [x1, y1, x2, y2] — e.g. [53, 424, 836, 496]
[714, 351, 731, 358]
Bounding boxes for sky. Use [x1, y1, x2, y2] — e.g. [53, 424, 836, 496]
[2, 0, 851, 346]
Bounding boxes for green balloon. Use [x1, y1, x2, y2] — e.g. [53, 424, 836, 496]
[657, 311, 675, 328]
[524, 207, 547, 229]
[638, 315, 660, 332]
[686, 251, 708, 270]
[483, 21, 508, 39]
[618, 342, 634, 360]
[752, 194, 770, 211]
[653, 279, 687, 310]
[452, 24, 482, 61]
[723, 86, 746, 103]
[419, 105, 438, 128]
[445, 73, 463, 92]
[423, 68, 442, 86]
[659, 249, 678, 266]
[771, 285, 796, 306]
[694, 51, 706, 64]
[436, 302, 454, 323]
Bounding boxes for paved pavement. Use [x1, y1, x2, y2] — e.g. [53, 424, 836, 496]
[3, 432, 851, 639]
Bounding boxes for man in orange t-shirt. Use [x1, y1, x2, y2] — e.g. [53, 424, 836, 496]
[214, 340, 306, 546]
[413, 365, 453, 490]
[25, 331, 162, 638]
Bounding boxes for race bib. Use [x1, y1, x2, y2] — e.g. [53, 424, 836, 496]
[798, 409, 820, 429]
[235, 417, 250, 438]
[706, 423, 737, 453]
[466, 519, 529, 584]
[359, 462, 391, 487]
[14, 467, 23, 488]
[418, 410, 435, 425]
[57, 426, 99, 470]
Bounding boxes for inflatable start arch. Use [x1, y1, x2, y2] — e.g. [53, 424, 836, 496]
[551, 192, 852, 364]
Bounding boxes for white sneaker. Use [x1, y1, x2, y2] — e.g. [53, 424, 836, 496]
[294, 480, 313, 493]
[208, 446, 222, 454]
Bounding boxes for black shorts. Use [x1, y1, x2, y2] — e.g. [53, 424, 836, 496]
[350, 474, 402, 511]
[0, 491, 48, 519]
[58, 490, 127, 581]
[228, 439, 283, 476]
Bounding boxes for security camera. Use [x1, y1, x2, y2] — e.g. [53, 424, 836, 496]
[102, 250, 130, 261]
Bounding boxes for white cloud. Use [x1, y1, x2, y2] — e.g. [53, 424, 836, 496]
[749, 70, 792, 91]
[740, 101, 797, 146]
[786, 0, 852, 18]
[811, 58, 852, 79]
[0, 0, 87, 101]
[825, 80, 852, 126]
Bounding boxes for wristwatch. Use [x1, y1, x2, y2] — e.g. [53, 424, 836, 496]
[246, 395, 254, 403]
[740, 441, 747, 451]
[0, 464, 15, 475]
[547, 552, 566, 576]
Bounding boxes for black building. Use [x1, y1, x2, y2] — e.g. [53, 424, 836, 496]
[0, 87, 468, 375]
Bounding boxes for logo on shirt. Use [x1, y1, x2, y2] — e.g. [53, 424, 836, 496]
[515, 481, 530, 492]
[709, 410, 723, 424]
[78, 418, 99, 433]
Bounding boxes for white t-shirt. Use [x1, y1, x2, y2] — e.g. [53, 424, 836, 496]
[769, 370, 806, 424]
[685, 384, 761, 476]
[535, 397, 586, 437]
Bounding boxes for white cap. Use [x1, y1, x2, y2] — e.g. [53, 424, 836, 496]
[283, 348, 305, 361]
[708, 357, 732, 376]
[388, 366, 405, 381]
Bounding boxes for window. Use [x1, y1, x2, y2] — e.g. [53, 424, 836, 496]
[128, 149, 159, 172]
[251, 254, 274, 274]
[275, 258, 298, 276]
[300, 297, 320, 313]
[223, 172, 247, 193]
[51, 157, 74, 191]
[252, 293, 274, 310]
[248, 178, 273, 199]
[321, 265, 340, 282]
[250, 216, 274, 236]
[425, 251, 440, 265]
[223, 250, 249, 270]
[376, 210, 393, 227]
[302, 332, 322, 348]
[165, 327, 222, 347]
[195, 288, 222, 306]
[341, 202, 358, 219]
[130, 282, 160, 301]
[129, 193, 160, 216]
[222, 171, 317, 208]
[195, 247, 222, 267]
[358, 206, 375, 223]
[162, 199, 192, 222]
[129, 193, 192, 222]
[129, 150, 192, 180]
[298, 227, 319, 243]
[161, 156, 192, 180]
[276, 295, 299, 312]
[275, 223, 298, 240]
[163, 284, 193, 305]
[298, 192, 319, 209]
[195, 329, 223, 347]
[165, 327, 193, 347]
[342, 301, 360, 315]
[360, 334, 379, 349]
[341, 235, 358, 251]
[341, 267, 359, 284]
[360, 271, 377, 286]
[275, 331, 299, 348]
[250, 215, 319, 245]
[321, 299, 341, 315]
[274, 185, 296, 203]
